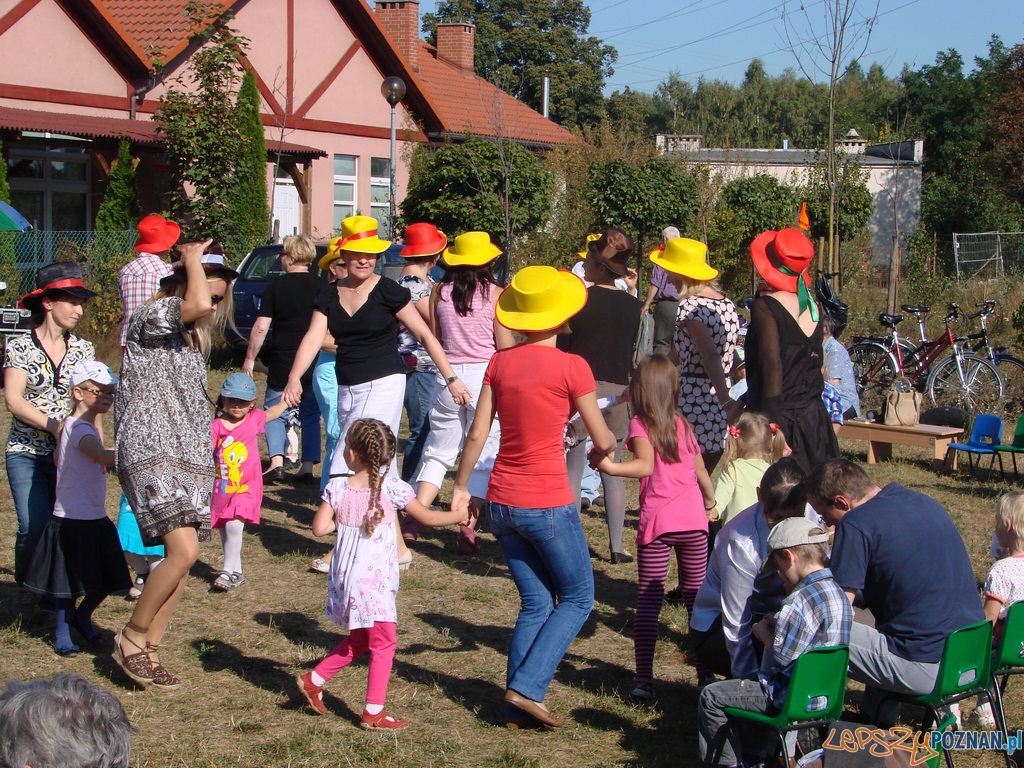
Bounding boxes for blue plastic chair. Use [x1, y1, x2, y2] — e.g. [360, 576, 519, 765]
[943, 413, 1004, 480]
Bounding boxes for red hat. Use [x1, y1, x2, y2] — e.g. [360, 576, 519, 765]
[135, 214, 181, 254]
[750, 228, 815, 294]
[400, 223, 447, 258]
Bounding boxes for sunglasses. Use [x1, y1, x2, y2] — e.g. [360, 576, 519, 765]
[210, 294, 224, 305]
[79, 386, 115, 398]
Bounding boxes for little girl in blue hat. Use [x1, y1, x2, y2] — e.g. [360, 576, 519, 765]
[210, 373, 288, 590]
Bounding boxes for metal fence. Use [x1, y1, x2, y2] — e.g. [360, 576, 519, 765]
[953, 231, 1024, 281]
[0, 230, 136, 295]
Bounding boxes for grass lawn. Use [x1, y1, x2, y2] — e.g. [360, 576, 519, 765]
[0, 369, 1017, 767]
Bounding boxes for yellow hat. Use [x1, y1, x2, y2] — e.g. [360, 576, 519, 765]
[576, 233, 600, 260]
[442, 231, 502, 267]
[495, 266, 588, 333]
[649, 237, 718, 281]
[318, 215, 391, 268]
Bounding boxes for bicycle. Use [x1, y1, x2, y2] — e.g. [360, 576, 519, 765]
[959, 300, 1024, 418]
[847, 303, 1004, 415]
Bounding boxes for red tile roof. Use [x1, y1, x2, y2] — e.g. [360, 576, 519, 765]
[100, 0, 224, 65]
[414, 42, 576, 148]
[0, 106, 326, 159]
[84, 0, 573, 148]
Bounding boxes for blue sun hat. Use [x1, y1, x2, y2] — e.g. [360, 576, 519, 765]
[220, 373, 257, 401]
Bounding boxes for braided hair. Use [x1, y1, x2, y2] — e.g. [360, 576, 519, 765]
[346, 418, 397, 535]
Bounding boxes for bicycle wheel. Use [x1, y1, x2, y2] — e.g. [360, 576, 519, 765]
[848, 341, 898, 415]
[995, 354, 1024, 419]
[926, 353, 1004, 413]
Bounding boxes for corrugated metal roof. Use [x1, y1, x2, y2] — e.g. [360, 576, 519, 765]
[0, 106, 327, 158]
[676, 147, 919, 167]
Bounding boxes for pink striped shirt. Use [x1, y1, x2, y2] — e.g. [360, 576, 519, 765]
[436, 283, 497, 364]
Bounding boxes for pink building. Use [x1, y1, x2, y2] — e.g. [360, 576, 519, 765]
[0, 0, 572, 242]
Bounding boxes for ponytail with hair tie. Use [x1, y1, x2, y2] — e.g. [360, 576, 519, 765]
[728, 424, 742, 440]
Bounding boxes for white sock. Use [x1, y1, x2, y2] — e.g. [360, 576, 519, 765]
[147, 555, 164, 571]
[221, 520, 244, 574]
[364, 702, 384, 715]
[310, 670, 326, 687]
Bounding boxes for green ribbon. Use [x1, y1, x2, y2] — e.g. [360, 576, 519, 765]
[778, 265, 818, 321]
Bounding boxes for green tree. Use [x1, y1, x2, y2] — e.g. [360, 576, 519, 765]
[0, 135, 9, 204]
[94, 137, 140, 231]
[401, 137, 554, 275]
[156, 1, 250, 258]
[800, 154, 873, 243]
[226, 68, 270, 258]
[423, 0, 616, 128]
[588, 157, 699, 273]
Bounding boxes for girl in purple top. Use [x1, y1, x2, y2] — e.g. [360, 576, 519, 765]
[597, 355, 716, 699]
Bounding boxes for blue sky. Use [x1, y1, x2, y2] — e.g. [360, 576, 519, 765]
[414, 0, 1022, 93]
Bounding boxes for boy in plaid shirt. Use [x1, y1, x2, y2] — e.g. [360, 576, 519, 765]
[698, 517, 852, 766]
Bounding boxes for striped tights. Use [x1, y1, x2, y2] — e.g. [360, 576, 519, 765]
[634, 529, 709, 682]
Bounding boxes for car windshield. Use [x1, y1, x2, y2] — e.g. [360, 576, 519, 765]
[238, 249, 284, 281]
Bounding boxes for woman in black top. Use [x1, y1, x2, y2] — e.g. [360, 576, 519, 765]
[283, 216, 470, 480]
[745, 228, 838, 475]
[558, 228, 641, 563]
[242, 235, 324, 482]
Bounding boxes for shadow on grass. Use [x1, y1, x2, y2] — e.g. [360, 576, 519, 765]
[247, 516, 319, 558]
[190, 636, 361, 723]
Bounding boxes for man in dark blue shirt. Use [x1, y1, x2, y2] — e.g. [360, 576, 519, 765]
[806, 459, 983, 724]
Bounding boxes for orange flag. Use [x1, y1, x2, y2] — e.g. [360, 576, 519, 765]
[797, 201, 810, 232]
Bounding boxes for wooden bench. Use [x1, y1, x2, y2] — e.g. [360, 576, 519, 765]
[837, 420, 964, 473]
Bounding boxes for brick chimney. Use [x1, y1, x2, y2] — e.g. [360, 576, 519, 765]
[436, 22, 475, 71]
[375, 0, 419, 72]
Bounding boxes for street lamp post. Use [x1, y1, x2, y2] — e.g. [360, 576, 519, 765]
[381, 76, 406, 240]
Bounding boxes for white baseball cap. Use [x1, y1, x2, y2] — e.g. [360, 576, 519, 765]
[72, 360, 118, 387]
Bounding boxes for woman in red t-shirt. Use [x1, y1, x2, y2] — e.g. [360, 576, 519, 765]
[451, 265, 616, 730]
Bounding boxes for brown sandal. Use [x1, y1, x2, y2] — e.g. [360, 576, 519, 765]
[112, 621, 155, 687]
[145, 643, 181, 690]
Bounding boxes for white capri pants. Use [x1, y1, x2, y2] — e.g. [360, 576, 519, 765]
[416, 361, 499, 498]
[329, 373, 406, 480]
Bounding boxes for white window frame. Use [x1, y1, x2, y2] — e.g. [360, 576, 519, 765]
[333, 154, 357, 230]
[7, 142, 91, 231]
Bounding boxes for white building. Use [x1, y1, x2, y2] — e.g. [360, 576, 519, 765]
[657, 130, 923, 258]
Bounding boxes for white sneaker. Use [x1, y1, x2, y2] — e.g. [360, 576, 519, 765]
[966, 708, 997, 730]
[128, 576, 145, 600]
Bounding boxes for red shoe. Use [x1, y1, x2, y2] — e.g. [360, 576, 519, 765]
[296, 672, 326, 715]
[456, 524, 479, 554]
[402, 517, 420, 542]
[360, 709, 409, 730]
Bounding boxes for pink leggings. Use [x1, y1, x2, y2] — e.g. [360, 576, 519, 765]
[634, 530, 708, 681]
[314, 621, 397, 706]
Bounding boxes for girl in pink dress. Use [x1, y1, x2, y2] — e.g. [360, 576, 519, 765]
[211, 373, 287, 591]
[295, 418, 470, 729]
[596, 355, 717, 700]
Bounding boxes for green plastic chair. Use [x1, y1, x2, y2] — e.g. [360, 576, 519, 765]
[995, 415, 1024, 480]
[876, 620, 994, 768]
[989, 602, 1024, 768]
[709, 645, 849, 768]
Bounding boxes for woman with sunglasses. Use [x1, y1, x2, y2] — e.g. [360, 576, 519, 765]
[112, 241, 238, 689]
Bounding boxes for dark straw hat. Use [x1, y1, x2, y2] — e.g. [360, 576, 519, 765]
[19, 262, 98, 310]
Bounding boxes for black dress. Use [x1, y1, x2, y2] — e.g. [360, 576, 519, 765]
[744, 295, 839, 476]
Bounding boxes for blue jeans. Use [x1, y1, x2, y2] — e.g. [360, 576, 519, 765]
[313, 351, 339, 492]
[7, 450, 57, 584]
[486, 501, 594, 702]
[264, 385, 321, 463]
[402, 369, 435, 482]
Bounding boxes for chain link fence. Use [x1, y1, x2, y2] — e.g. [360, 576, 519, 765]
[0, 230, 137, 297]
[953, 232, 1024, 281]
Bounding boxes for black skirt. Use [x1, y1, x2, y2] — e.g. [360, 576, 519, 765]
[23, 517, 132, 600]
